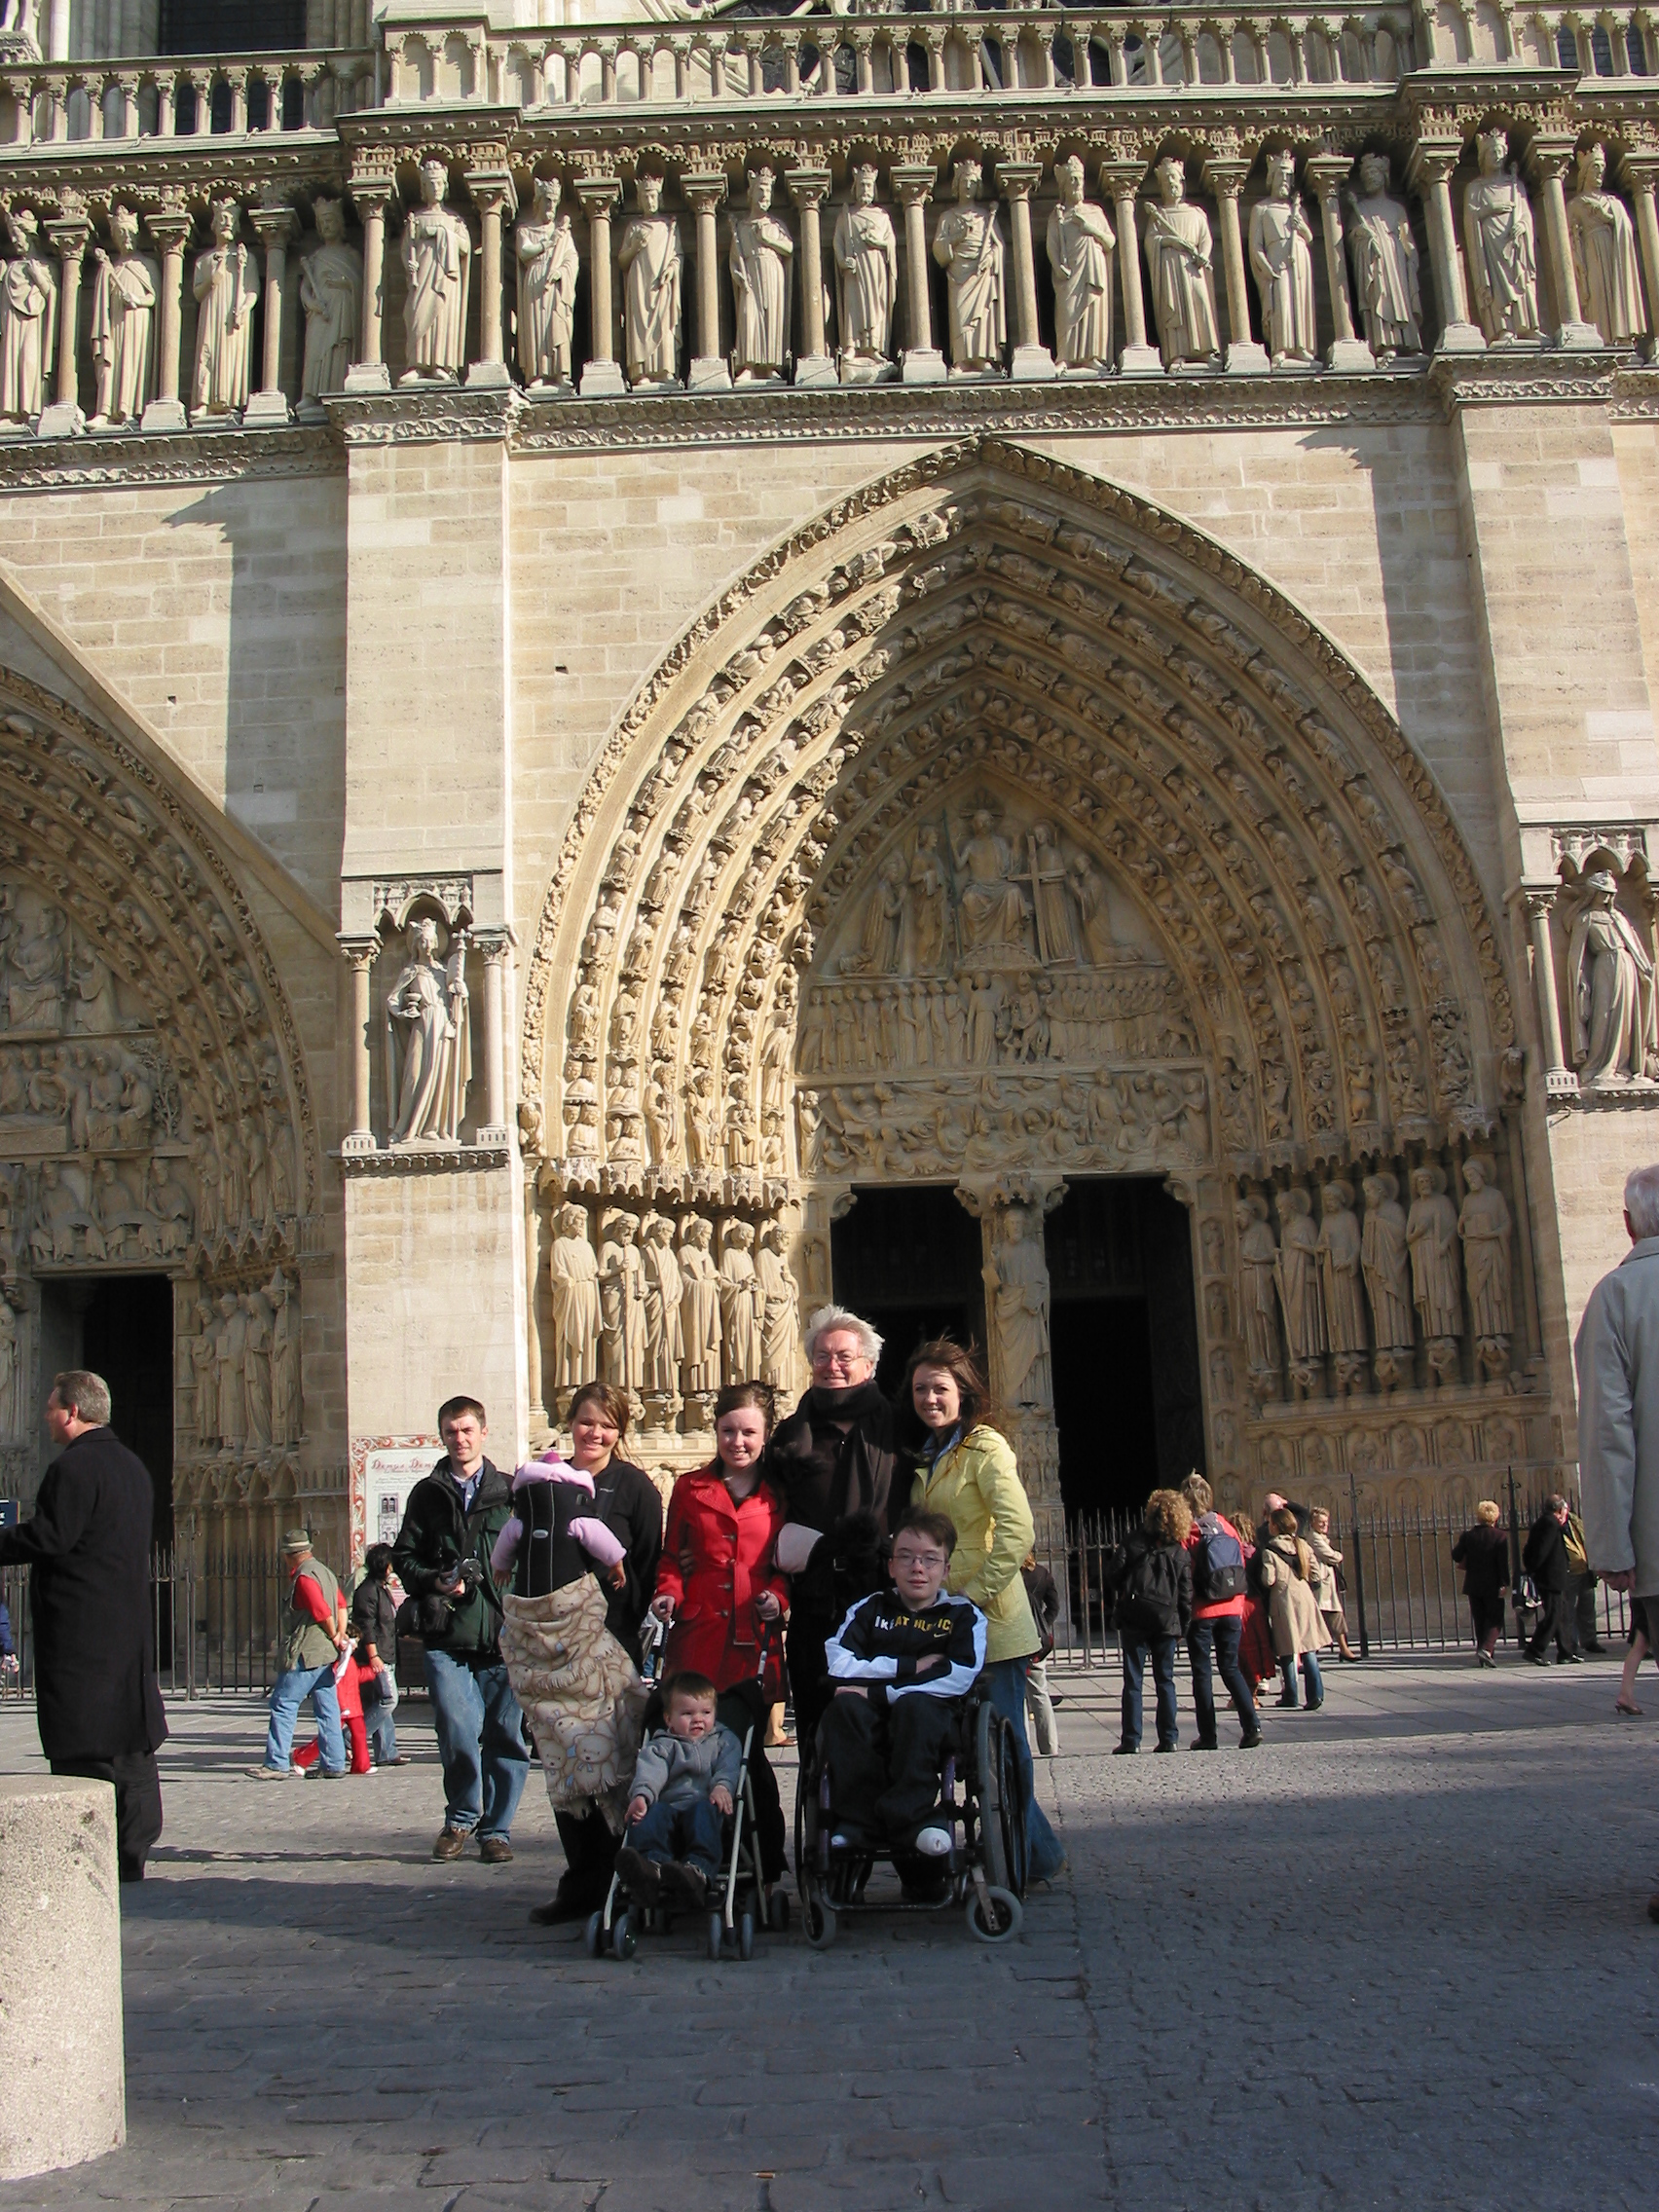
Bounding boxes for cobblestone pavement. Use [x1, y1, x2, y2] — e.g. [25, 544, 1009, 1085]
[3, 1651, 1659, 2212]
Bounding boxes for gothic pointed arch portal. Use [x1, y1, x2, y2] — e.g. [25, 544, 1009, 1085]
[0, 665, 319, 1529]
[522, 437, 1553, 1530]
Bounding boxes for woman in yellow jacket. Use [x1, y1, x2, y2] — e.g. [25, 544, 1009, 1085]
[905, 1337, 1066, 1882]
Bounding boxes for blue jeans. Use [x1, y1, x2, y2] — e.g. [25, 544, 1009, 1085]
[1187, 1615, 1259, 1743]
[627, 1793, 725, 1880]
[1278, 1650, 1324, 1708]
[365, 1689, 397, 1765]
[424, 1649, 530, 1839]
[1120, 1634, 1179, 1751]
[980, 1657, 1065, 1882]
[264, 1660, 345, 1774]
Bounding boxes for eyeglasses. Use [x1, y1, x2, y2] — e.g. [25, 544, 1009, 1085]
[811, 1351, 866, 1373]
[893, 1549, 947, 1568]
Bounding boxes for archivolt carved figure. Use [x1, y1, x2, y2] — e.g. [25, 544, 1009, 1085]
[515, 176, 579, 388]
[1141, 158, 1220, 368]
[192, 199, 258, 416]
[1567, 869, 1657, 1088]
[1248, 152, 1318, 369]
[756, 1219, 798, 1389]
[833, 164, 897, 378]
[1457, 1157, 1513, 1381]
[599, 1210, 646, 1398]
[1273, 1187, 1326, 1396]
[1463, 129, 1540, 343]
[678, 1213, 722, 1400]
[719, 1219, 763, 1383]
[933, 160, 1006, 375]
[642, 1212, 684, 1401]
[0, 206, 55, 422]
[1346, 154, 1421, 360]
[299, 198, 362, 403]
[1360, 1171, 1414, 1389]
[730, 167, 793, 383]
[984, 1201, 1052, 1409]
[550, 1201, 601, 1392]
[1315, 1181, 1367, 1394]
[1406, 1165, 1461, 1384]
[90, 205, 156, 426]
[401, 158, 472, 383]
[386, 917, 471, 1144]
[1046, 154, 1115, 372]
[619, 173, 682, 389]
[1567, 146, 1647, 349]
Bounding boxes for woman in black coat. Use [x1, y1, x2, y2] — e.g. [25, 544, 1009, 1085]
[1452, 1499, 1511, 1668]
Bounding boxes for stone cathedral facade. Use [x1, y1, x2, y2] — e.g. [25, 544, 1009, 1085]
[0, 0, 1655, 1555]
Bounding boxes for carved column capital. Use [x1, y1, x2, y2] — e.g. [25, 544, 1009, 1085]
[1302, 150, 1351, 208]
[680, 169, 728, 217]
[245, 201, 294, 251]
[890, 162, 938, 210]
[784, 165, 831, 212]
[338, 933, 381, 973]
[1201, 155, 1251, 200]
[571, 175, 622, 218]
[347, 167, 398, 223]
[464, 166, 518, 221]
[1097, 156, 1149, 198]
[995, 160, 1043, 203]
[473, 926, 516, 966]
[1405, 140, 1462, 194]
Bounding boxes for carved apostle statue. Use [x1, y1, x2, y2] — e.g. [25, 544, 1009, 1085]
[756, 1220, 799, 1390]
[984, 1202, 1052, 1408]
[191, 199, 259, 417]
[833, 163, 897, 380]
[269, 1269, 301, 1446]
[1248, 150, 1318, 368]
[400, 159, 472, 383]
[1141, 157, 1221, 369]
[515, 175, 579, 387]
[0, 206, 55, 422]
[642, 1213, 684, 1402]
[599, 1211, 646, 1398]
[1046, 154, 1115, 373]
[299, 197, 362, 404]
[1345, 153, 1421, 360]
[549, 1201, 601, 1392]
[1360, 1170, 1414, 1386]
[908, 825, 950, 973]
[1567, 144, 1647, 349]
[1567, 867, 1658, 1087]
[718, 1218, 763, 1383]
[385, 915, 471, 1144]
[89, 205, 155, 427]
[1315, 1181, 1367, 1392]
[1406, 1164, 1461, 1382]
[619, 172, 682, 389]
[730, 166, 793, 384]
[933, 160, 1006, 376]
[1457, 1156, 1513, 1378]
[1463, 129, 1541, 344]
[1273, 1187, 1326, 1394]
[678, 1213, 722, 1401]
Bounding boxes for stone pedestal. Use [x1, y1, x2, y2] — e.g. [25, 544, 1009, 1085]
[0, 1777, 126, 2181]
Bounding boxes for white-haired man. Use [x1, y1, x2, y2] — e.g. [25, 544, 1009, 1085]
[1577, 1161, 1659, 1915]
[770, 1305, 900, 1745]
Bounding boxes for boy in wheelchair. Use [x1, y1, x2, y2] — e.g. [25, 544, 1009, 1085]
[819, 1510, 987, 1887]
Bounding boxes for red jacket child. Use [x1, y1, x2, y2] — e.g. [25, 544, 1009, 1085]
[654, 1465, 789, 1703]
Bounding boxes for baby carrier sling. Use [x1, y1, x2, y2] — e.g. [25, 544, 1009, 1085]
[516, 1479, 598, 1601]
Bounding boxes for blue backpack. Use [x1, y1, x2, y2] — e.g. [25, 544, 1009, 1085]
[1192, 1513, 1246, 1604]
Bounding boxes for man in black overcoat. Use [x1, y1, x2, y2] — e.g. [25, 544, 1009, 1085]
[0, 1367, 167, 1879]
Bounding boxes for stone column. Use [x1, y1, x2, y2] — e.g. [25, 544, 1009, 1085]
[476, 931, 511, 1143]
[37, 205, 91, 437]
[243, 199, 295, 425]
[1098, 157, 1162, 372]
[1522, 889, 1577, 1095]
[956, 1175, 1065, 1551]
[892, 162, 945, 383]
[1530, 138, 1603, 350]
[140, 200, 192, 431]
[574, 177, 627, 396]
[1620, 154, 1659, 364]
[465, 167, 516, 388]
[1202, 155, 1271, 374]
[682, 170, 732, 391]
[998, 160, 1055, 381]
[787, 165, 835, 387]
[344, 170, 394, 392]
[1306, 152, 1377, 370]
[339, 935, 378, 1157]
[1407, 143, 1486, 351]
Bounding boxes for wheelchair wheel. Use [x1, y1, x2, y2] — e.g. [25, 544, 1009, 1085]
[582, 1910, 603, 1960]
[766, 1888, 791, 1934]
[611, 1909, 637, 1961]
[966, 1884, 1024, 1945]
[738, 1909, 756, 1962]
[707, 1911, 723, 1963]
[803, 1887, 837, 1950]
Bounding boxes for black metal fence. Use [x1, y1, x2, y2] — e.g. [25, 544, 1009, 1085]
[1, 1549, 297, 1701]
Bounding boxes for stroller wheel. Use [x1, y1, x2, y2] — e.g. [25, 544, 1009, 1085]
[766, 1889, 791, 1934]
[966, 1885, 1023, 1946]
[611, 1909, 638, 1961]
[738, 1909, 756, 1962]
[581, 1910, 603, 1960]
[707, 1910, 724, 1963]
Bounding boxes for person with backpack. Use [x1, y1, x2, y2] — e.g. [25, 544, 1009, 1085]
[1179, 1474, 1262, 1750]
[1259, 1506, 1329, 1709]
[1108, 1489, 1195, 1754]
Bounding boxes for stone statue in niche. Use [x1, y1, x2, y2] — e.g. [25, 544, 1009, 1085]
[756, 1219, 798, 1389]
[1567, 868, 1658, 1087]
[859, 851, 906, 975]
[599, 1210, 646, 1400]
[983, 1201, 1052, 1410]
[0, 887, 66, 1029]
[1360, 1170, 1414, 1390]
[641, 1212, 683, 1405]
[299, 197, 362, 405]
[67, 941, 119, 1034]
[29, 1161, 102, 1263]
[730, 166, 793, 384]
[1567, 146, 1647, 349]
[1141, 157, 1221, 369]
[833, 163, 897, 382]
[1345, 153, 1421, 360]
[678, 1213, 722, 1404]
[908, 825, 951, 974]
[89, 205, 156, 427]
[933, 159, 1006, 377]
[1047, 153, 1115, 373]
[1406, 1164, 1462, 1385]
[549, 1201, 600, 1392]
[1248, 151, 1318, 369]
[214, 1288, 247, 1449]
[719, 1219, 763, 1384]
[952, 799, 1031, 957]
[191, 199, 259, 417]
[515, 175, 579, 388]
[401, 159, 472, 383]
[619, 173, 682, 390]
[0, 1290, 18, 1439]
[241, 1285, 273, 1453]
[269, 1269, 301, 1446]
[385, 916, 471, 1145]
[0, 206, 55, 423]
[1462, 129, 1541, 344]
[1457, 1157, 1513, 1381]
[1273, 1187, 1326, 1397]
[190, 1300, 217, 1440]
[1029, 824, 1079, 965]
[1315, 1180, 1368, 1395]
[1067, 855, 1121, 965]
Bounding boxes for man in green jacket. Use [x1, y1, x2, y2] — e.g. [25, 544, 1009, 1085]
[390, 1394, 529, 1862]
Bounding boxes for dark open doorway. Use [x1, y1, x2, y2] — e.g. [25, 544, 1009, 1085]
[38, 1274, 174, 1545]
[830, 1185, 987, 1400]
[1045, 1179, 1203, 1523]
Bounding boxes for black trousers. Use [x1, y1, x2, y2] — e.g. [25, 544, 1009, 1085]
[786, 1604, 836, 1751]
[819, 1691, 957, 1848]
[51, 1751, 163, 1878]
[1470, 1593, 1507, 1651]
[554, 1802, 620, 1909]
[1528, 1589, 1574, 1660]
[715, 1681, 786, 1885]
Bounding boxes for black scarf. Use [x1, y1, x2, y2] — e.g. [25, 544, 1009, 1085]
[769, 1380, 899, 1593]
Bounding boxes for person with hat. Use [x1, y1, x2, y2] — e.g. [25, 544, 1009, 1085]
[248, 1529, 350, 1779]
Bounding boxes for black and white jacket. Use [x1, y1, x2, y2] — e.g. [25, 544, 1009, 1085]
[824, 1589, 986, 1706]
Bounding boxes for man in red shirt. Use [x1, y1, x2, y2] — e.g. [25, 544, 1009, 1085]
[247, 1529, 349, 1778]
[1181, 1475, 1262, 1751]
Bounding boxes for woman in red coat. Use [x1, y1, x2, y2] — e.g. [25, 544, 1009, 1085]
[651, 1382, 789, 1892]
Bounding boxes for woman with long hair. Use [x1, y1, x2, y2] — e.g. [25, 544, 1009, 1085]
[903, 1337, 1066, 1885]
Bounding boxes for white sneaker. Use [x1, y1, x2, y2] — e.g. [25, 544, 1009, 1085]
[913, 1825, 952, 1858]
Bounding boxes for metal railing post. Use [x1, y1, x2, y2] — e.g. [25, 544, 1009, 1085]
[1346, 1465, 1369, 1657]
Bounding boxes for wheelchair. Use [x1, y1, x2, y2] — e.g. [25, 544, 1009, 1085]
[794, 1685, 1027, 1948]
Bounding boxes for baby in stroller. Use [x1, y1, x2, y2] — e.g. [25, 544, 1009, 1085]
[616, 1671, 744, 1912]
[819, 1509, 987, 1891]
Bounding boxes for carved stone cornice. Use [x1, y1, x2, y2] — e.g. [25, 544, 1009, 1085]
[0, 423, 339, 490]
[1429, 354, 1616, 409]
[321, 386, 521, 447]
[339, 1141, 513, 1176]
